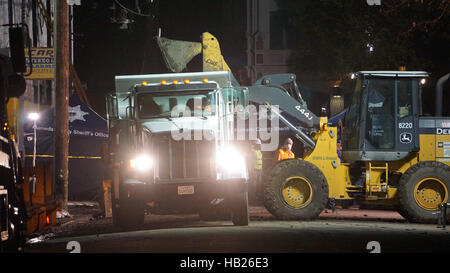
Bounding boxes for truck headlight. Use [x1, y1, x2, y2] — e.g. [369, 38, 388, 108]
[130, 155, 153, 172]
[216, 146, 246, 175]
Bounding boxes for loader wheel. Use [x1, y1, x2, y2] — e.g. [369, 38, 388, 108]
[398, 162, 450, 223]
[264, 159, 328, 220]
[231, 192, 249, 226]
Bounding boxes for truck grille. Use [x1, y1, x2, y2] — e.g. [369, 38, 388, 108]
[154, 134, 214, 181]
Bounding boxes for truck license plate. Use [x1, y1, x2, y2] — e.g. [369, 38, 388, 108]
[178, 185, 195, 195]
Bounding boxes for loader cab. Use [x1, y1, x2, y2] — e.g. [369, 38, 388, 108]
[342, 71, 428, 162]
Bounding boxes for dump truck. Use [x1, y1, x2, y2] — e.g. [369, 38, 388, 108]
[104, 70, 251, 227]
[156, 33, 450, 223]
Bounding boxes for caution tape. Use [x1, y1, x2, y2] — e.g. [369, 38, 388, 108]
[24, 155, 101, 159]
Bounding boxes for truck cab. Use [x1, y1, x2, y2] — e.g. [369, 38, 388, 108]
[106, 71, 250, 227]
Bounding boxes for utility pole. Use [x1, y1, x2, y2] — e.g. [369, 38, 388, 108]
[54, 0, 70, 213]
[8, 0, 13, 25]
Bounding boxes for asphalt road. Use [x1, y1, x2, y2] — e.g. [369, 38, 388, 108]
[25, 205, 450, 253]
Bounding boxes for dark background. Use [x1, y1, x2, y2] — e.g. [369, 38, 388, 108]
[73, 0, 449, 117]
[73, 0, 247, 117]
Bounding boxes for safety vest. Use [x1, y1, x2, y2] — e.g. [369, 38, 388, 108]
[253, 149, 262, 170]
[275, 148, 295, 161]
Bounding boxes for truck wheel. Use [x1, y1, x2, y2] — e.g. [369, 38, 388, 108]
[264, 159, 328, 220]
[231, 192, 249, 226]
[398, 162, 450, 223]
[113, 185, 145, 228]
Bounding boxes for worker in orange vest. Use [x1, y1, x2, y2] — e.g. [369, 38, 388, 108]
[274, 138, 295, 162]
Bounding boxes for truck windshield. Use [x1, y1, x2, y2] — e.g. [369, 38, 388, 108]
[137, 91, 215, 119]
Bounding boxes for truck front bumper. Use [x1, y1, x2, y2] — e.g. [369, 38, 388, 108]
[123, 178, 247, 214]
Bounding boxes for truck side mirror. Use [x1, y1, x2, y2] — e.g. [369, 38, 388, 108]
[101, 143, 110, 164]
[7, 74, 26, 98]
[9, 27, 26, 73]
[242, 87, 249, 107]
[106, 94, 119, 120]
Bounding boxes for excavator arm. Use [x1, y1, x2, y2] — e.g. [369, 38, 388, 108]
[248, 84, 320, 129]
[250, 73, 320, 129]
[156, 32, 231, 73]
[156, 32, 321, 148]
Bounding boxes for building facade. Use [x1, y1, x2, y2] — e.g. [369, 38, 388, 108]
[1, 0, 53, 152]
[246, 0, 296, 84]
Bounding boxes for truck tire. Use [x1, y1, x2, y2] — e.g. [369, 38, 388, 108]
[264, 159, 328, 220]
[113, 185, 145, 228]
[398, 161, 450, 223]
[231, 192, 249, 226]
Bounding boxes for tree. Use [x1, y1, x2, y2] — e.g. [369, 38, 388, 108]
[275, 0, 450, 93]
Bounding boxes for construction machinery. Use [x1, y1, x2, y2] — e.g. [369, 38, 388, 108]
[155, 33, 450, 223]
[1, 25, 60, 252]
[0, 34, 28, 252]
[254, 71, 450, 223]
[104, 64, 250, 227]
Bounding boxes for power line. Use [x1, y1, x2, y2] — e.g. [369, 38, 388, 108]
[114, 0, 153, 17]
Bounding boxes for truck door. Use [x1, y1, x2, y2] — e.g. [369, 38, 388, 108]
[364, 78, 396, 151]
[396, 78, 419, 152]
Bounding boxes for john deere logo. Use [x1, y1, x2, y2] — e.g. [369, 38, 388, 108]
[437, 128, 450, 135]
[400, 132, 412, 144]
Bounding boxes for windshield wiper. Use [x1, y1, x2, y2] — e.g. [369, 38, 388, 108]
[193, 113, 208, 120]
[162, 116, 184, 131]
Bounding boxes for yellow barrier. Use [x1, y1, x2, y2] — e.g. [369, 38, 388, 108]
[24, 155, 101, 159]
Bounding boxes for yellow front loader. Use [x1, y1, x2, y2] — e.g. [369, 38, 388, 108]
[157, 33, 450, 223]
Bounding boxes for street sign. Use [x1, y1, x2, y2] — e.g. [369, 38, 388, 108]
[24, 47, 55, 80]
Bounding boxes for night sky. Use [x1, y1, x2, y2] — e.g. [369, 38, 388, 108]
[74, 0, 246, 116]
[74, 1, 449, 117]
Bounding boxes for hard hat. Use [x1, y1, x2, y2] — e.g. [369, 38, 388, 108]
[253, 138, 262, 145]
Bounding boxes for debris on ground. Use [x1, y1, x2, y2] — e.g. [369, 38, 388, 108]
[26, 232, 55, 244]
[25, 201, 410, 243]
[57, 209, 72, 219]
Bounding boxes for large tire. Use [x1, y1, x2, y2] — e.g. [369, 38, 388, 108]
[264, 159, 328, 220]
[398, 161, 450, 223]
[231, 192, 249, 226]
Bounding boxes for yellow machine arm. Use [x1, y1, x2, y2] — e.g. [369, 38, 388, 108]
[156, 32, 231, 73]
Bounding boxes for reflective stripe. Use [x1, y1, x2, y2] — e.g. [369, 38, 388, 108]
[254, 150, 262, 170]
[0, 135, 8, 143]
[276, 149, 294, 161]
[0, 151, 10, 168]
[24, 155, 101, 159]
